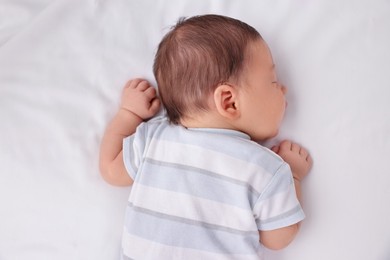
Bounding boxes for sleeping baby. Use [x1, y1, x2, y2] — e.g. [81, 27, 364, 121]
[99, 14, 312, 259]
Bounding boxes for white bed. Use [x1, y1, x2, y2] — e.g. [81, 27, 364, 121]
[1, 0, 389, 259]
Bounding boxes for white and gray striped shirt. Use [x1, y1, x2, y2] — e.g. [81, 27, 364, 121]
[121, 116, 304, 260]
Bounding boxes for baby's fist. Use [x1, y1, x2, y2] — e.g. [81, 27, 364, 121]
[272, 140, 312, 181]
[121, 79, 160, 120]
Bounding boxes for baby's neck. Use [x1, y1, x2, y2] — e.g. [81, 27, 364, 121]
[180, 112, 236, 131]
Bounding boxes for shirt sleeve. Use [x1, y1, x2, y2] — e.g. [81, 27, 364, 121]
[253, 162, 305, 231]
[122, 123, 147, 180]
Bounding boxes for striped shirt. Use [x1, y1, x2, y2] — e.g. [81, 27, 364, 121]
[121, 116, 304, 259]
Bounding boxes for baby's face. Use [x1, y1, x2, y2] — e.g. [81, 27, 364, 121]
[237, 39, 287, 141]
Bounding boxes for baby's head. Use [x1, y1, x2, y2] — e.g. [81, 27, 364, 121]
[154, 15, 260, 123]
[153, 14, 287, 140]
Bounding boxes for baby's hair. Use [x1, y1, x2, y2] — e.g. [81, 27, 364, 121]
[153, 14, 262, 124]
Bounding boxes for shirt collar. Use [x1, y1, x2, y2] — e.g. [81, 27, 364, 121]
[186, 127, 251, 140]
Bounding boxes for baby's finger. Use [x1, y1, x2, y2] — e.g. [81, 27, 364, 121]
[280, 140, 292, 151]
[306, 154, 313, 168]
[144, 86, 157, 99]
[136, 80, 151, 91]
[271, 145, 280, 154]
[148, 98, 161, 114]
[299, 147, 308, 157]
[126, 78, 144, 89]
[291, 143, 300, 153]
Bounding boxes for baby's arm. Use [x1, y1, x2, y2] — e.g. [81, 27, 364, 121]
[99, 79, 160, 186]
[259, 140, 312, 250]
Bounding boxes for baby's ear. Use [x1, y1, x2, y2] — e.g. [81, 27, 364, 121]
[213, 84, 240, 119]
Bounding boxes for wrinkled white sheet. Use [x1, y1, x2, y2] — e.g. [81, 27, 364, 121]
[1, 0, 389, 259]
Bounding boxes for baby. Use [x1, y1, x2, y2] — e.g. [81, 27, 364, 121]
[100, 14, 312, 259]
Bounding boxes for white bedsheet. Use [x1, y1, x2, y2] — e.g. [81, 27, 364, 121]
[1, 0, 389, 259]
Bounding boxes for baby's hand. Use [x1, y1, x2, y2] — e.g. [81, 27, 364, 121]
[272, 140, 312, 181]
[121, 79, 161, 120]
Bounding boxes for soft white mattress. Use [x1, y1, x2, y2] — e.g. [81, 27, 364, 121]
[1, 0, 389, 259]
